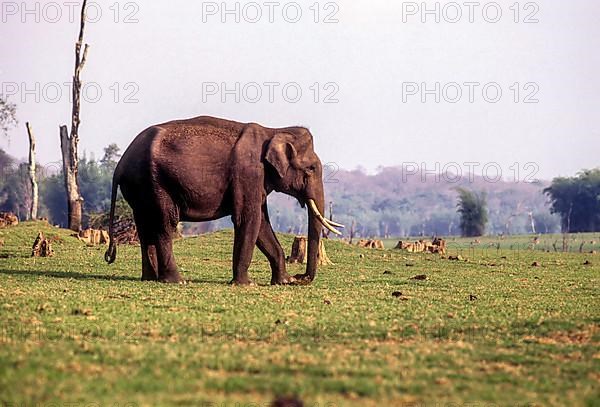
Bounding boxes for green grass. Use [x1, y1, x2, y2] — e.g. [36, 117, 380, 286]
[0, 221, 599, 406]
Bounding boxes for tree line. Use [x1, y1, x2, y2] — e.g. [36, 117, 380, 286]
[2, 145, 599, 237]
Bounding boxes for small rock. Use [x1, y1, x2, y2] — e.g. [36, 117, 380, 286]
[531, 261, 540, 267]
[448, 255, 463, 261]
[469, 294, 477, 301]
[72, 308, 92, 316]
[383, 270, 393, 275]
[272, 396, 304, 407]
[392, 291, 403, 298]
[359, 254, 365, 259]
[411, 274, 427, 280]
[583, 260, 592, 266]
[405, 263, 415, 267]
[323, 299, 331, 305]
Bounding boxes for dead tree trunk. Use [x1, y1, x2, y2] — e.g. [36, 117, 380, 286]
[60, 125, 83, 231]
[60, 0, 89, 231]
[528, 211, 536, 234]
[26, 122, 38, 220]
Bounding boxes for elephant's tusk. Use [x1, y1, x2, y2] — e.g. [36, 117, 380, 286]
[325, 219, 345, 228]
[307, 199, 344, 236]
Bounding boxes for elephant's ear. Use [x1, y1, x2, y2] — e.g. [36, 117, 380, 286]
[266, 133, 297, 178]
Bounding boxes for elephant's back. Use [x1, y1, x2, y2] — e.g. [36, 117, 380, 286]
[116, 116, 245, 203]
[156, 116, 244, 145]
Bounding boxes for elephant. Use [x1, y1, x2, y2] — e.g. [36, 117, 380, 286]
[104, 116, 343, 285]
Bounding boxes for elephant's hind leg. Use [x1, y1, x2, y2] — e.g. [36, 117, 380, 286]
[155, 231, 182, 283]
[140, 238, 159, 281]
[133, 194, 183, 283]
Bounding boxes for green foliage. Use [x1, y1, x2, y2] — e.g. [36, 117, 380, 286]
[0, 222, 598, 405]
[455, 188, 488, 237]
[544, 169, 600, 232]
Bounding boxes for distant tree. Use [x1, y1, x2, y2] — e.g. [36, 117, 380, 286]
[40, 174, 68, 226]
[100, 143, 121, 173]
[0, 163, 29, 218]
[79, 155, 113, 225]
[455, 188, 488, 237]
[0, 98, 18, 209]
[0, 95, 18, 138]
[532, 212, 561, 234]
[0, 148, 14, 176]
[544, 169, 600, 232]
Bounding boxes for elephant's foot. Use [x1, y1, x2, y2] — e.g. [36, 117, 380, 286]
[271, 274, 297, 285]
[229, 277, 256, 286]
[292, 273, 314, 285]
[158, 271, 184, 284]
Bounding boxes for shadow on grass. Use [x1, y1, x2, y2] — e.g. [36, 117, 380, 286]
[0, 268, 140, 282]
[0, 268, 231, 285]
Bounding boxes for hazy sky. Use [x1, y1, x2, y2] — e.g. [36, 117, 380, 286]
[1, 0, 599, 180]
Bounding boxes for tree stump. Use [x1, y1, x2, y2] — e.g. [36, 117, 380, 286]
[287, 236, 333, 266]
[357, 239, 385, 249]
[31, 232, 54, 257]
[76, 229, 110, 245]
[0, 212, 19, 228]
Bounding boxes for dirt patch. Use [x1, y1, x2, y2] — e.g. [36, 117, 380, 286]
[523, 325, 599, 345]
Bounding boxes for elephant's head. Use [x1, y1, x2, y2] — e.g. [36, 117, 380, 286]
[264, 128, 343, 281]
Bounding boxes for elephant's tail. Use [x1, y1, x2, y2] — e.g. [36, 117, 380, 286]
[104, 175, 119, 264]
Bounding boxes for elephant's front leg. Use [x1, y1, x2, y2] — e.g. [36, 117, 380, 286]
[231, 213, 262, 285]
[255, 204, 295, 285]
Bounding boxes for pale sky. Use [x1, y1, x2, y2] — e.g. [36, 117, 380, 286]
[1, 0, 599, 180]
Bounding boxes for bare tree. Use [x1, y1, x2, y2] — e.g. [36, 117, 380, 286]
[527, 211, 536, 234]
[349, 219, 356, 244]
[322, 201, 335, 239]
[26, 122, 38, 220]
[60, 0, 89, 231]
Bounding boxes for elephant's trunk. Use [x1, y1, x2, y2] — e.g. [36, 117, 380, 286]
[305, 192, 325, 282]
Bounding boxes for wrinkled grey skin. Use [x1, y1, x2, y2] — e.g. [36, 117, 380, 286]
[105, 116, 327, 285]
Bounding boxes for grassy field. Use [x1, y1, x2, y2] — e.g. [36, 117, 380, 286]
[0, 221, 599, 406]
